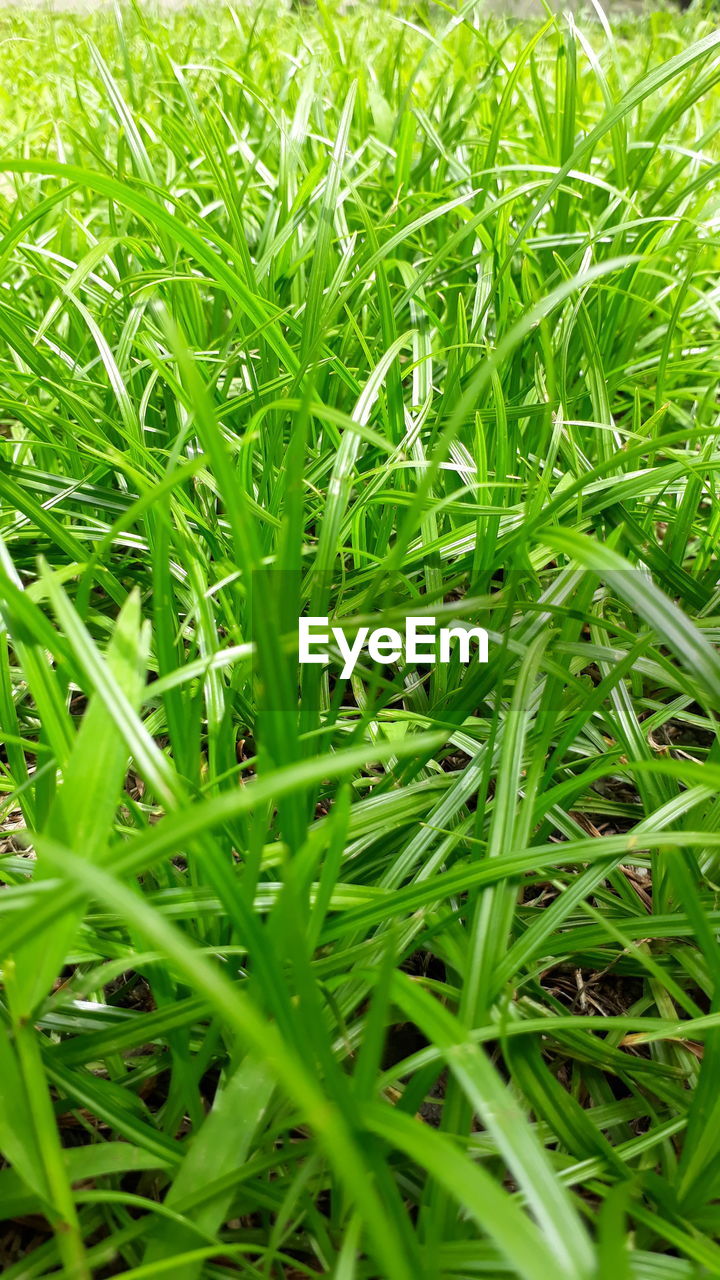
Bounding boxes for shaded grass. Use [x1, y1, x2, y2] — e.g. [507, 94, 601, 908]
[1, 1, 720, 1276]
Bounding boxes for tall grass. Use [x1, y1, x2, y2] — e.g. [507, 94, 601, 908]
[1, 1, 720, 1276]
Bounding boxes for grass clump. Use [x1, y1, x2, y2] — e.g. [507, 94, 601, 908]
[1, 1, 720, 1276]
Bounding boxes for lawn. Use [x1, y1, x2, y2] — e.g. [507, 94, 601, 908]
[1, 1, 720, 1276]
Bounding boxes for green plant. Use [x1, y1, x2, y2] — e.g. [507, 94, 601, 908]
[1, 2, 720, 1276]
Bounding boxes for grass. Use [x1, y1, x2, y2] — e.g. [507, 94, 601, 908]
[1, 0, 720, 1275]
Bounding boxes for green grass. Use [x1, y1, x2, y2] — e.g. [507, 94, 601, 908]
[1, 0, 720, 1275]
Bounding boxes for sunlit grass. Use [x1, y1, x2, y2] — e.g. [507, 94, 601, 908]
[1, 2, 720, 1276]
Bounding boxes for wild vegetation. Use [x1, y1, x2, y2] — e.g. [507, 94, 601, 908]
[1, 1, 720, 1276]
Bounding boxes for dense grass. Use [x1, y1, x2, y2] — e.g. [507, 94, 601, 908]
[1, 1, 720, 1276]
